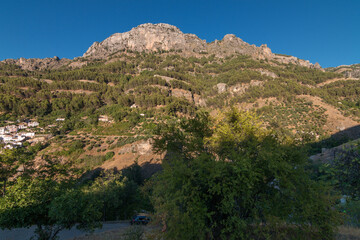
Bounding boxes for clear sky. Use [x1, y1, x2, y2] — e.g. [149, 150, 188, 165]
[0, 0, 359, 67]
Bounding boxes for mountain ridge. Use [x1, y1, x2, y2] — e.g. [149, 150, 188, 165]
[83, 23, 321, 69]
[1, 23, 328, 71]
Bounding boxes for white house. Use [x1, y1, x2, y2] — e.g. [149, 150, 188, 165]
[18, 124, 28, 129]
[98, 115, 110, 122]
[19, 132, 35, 138]
[28, 121, 39, 127]
[2, 135, 13, 142]
[98, 115, 114, 123]
[7, 125, 18, 133]
[11, 136, 25, 142]
[0, 127, 5, 134]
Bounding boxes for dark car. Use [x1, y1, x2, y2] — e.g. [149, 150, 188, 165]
[130, 215, 151, 225]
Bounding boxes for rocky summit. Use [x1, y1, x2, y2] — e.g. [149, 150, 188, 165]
[1, 23, 322, 70]
[83, 23, 320, 69]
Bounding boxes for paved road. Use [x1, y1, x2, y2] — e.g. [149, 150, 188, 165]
[0, 222, 130, 240]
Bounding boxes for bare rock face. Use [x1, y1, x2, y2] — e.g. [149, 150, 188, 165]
[118, 139, 153, 155]
[83, 24, 272, 60]
[328, 64, 360, 79]
[258, 69, 278, 78]
[170, 88, 193, 102]
[2, 23, 323, 70]
[2, 56, 71, 71]
[216, 83, 227, 94]
[83, 23, 207, 58]
[206, 34, 269, 58]
[193, 94, 206, 107]
[83, 23, 321, 69]
[229, 80, 264, 95]
[344, 69, 360, 78]
[272, 55, 322, 70]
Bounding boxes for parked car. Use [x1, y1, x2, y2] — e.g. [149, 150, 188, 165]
[130, 215, 151, 225]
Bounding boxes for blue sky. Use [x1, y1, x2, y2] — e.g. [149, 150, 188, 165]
[0, 0, 359, 67]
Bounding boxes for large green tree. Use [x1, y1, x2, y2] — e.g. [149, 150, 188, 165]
[151, 109, 340, 239]
[0, 177, 102, 240]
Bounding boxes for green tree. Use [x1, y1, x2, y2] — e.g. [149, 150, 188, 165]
[0, 177, 102, 240]
[0, 148, 36, 196]
[151, 109, 340, 239]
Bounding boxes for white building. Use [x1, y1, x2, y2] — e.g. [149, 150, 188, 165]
[18, 132, 35, 138]
[98, 115, 114, 123]
[28, 121, 39, 127]
[18, 124, 28, 129]
[10, 136, 25, 142]
[2, 135, 13, 142]
[0, 127, 5, 134]
[7, 125, 18, 133]
[56, 118, 65, 122]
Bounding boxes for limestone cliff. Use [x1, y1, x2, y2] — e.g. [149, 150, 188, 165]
[83, 23, 320, 69]
[2, 56, 71, 71]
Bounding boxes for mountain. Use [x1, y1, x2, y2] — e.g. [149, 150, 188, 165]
[0, 23, 359, 172]
[326, 63, 360, 78]
[2, 56, 71, 71]
[83, 23, 321, 69]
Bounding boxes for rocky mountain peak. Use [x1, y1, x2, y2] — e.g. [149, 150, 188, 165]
[83, 23, 206, 58]
[1, 23, 322, 70]
[81, 23, 321, 69]
[134, 23, 182, 33]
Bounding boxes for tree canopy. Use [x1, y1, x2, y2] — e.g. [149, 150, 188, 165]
[151, 109, 340, 239]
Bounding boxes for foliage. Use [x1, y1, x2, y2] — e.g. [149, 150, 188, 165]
[88, 170, 144, 221]
[315, 143, 360, 199]
[0, 176, 102, 240]
[151, 109, 340, 239]
[122, 226, 145, 240]
[339, 199, 360, 227]
[0, 156, 148, 240]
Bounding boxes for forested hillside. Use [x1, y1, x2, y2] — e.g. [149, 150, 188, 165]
[1, 25, 360, 239]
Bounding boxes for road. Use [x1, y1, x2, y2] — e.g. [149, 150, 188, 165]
[0, 222, 129, 240]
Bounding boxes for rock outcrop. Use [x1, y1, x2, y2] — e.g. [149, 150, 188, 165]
[83, 23, 320, 69]
[2, 23, 324, 71]
[83, 23, 207, 58]
[330, 64, 360, 79]
[2, 56, 71, 71]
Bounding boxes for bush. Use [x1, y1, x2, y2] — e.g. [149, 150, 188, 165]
[122, 226, 144, 240]
[105, 151, 115, 160]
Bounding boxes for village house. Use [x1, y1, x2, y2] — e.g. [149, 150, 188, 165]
[28, 121, 39, 128]
[18, 123, 28, 129]
[7, 125, 18, 133]
[0, 127, 5, 134]
[56, 118, 65, 122]
[2, 135, 14, 142]
[9, 135, 26, 143]
[98, 115, 114, 123]
[19, 132, 35, 138]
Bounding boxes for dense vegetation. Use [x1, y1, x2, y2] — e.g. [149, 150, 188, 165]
[0, 52, 359, 239]
[151, 109, 340, 239]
